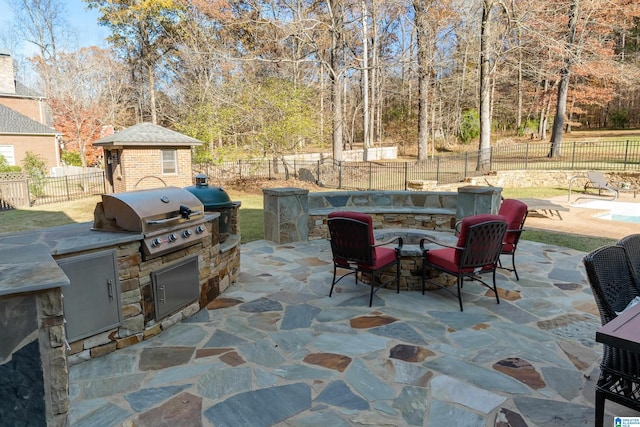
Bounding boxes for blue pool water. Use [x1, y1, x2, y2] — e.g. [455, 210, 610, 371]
[611, 214, 640, 224]
[581, 200, 640, 225]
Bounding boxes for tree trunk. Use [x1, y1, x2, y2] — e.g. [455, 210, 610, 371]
[413, 0, 430, 161]
[329, 0, 344, 161]
[361, 0, 370, 160]
[149, 66, 157, 125]
[478, 0, 493, 170]
[549, 0, 579, 158]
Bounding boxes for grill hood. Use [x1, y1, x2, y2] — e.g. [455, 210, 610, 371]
[94, 187, 205, 233]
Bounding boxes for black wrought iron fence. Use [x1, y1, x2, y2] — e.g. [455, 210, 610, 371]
[195, 140, 640, 191]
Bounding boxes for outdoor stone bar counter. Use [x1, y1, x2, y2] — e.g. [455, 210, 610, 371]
[0, 211, 241, 425]
[0, 244, 70, 426]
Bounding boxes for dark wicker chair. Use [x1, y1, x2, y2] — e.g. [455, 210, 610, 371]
[618, 234, 640, 282]
[583, 245, 640, 427]
[497, 199, 528, 280]
[420, 214, 507, 311]
[327, 211, 403, 307]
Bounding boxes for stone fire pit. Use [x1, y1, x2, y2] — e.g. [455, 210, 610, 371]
[373, 228, 458, 291]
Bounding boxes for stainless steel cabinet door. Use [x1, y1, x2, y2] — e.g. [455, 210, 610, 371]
[57, 249, 122, 342]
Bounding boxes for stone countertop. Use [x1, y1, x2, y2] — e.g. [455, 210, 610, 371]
[0, 243, 70, 296]
[0, 221, 142, 256]
[0, 222, 141, 297]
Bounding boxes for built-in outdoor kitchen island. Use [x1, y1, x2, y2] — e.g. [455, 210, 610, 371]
[0, 187, 241, 426]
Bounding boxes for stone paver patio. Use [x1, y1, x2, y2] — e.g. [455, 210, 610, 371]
[68, 235, 639, 426]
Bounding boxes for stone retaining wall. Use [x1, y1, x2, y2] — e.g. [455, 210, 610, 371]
[307, 190, 459, 240]
[408, 170, 640, 192]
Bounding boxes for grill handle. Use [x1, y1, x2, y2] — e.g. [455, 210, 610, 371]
[146, 210, 203, 225]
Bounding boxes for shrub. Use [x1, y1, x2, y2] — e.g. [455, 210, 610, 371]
[610, 109, 629, 129]
[0, 154, 21, 172]
[22, 151, 47, 198]
[62, 150, 83, 166]
[459, 109, 480, 144]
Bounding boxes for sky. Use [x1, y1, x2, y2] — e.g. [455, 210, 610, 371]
[0, 0, 109, 57]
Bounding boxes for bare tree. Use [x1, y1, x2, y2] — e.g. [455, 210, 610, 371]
[413, 0, 432, 161]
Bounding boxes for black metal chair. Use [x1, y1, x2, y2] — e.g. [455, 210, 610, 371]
[420, 214, 507, 311]
[327, 211, 403, 307]
[618, 234, 640, 282]
[583, 245, 640, 427]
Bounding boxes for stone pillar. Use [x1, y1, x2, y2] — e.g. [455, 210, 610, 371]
[456, 185, 502, 219]
[263, 188, 309, 243]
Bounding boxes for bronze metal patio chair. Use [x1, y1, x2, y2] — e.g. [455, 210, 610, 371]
[497, 199, 528, 281]
[420, 214, 507, 311]
[327, 211, 403, 307]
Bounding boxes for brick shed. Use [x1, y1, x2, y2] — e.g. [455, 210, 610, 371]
[93, 122, 202, 193]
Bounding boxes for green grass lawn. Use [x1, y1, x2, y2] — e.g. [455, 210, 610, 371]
[0, 187, 615, 252]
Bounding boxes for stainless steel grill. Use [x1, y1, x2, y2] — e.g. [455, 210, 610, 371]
[93, 187, 210, 259]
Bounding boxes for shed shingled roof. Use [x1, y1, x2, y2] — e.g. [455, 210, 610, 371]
[93, 122, 202, 147]
[0, 104, 58, 135]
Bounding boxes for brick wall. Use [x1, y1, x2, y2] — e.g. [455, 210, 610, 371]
[0, 133, 59, 170]
[0, 97, 48, 124]
[121, 147, 194, 191]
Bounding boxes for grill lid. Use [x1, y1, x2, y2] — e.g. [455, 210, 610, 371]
[184, 174, 232, 209]
[94, 187, 205, 233]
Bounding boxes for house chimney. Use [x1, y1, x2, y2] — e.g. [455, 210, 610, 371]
[0, 50, 16, 94]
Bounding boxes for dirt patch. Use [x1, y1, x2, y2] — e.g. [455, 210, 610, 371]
[223, 177, 322, 195]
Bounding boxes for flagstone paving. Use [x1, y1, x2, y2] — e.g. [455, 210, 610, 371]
[69, 236, 640, 426]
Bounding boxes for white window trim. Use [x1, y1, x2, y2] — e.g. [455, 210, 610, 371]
[161, 149, 178, 175]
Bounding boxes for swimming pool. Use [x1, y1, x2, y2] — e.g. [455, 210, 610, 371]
[578, 200, 640, 225]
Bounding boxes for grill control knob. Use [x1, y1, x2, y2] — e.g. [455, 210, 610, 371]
[182, 229, 192, 238]
[195, 225, 205, 234]
[151, 238, 162, 247]
[168, 233, 178, 242]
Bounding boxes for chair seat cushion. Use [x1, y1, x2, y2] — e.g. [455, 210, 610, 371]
[360, 247, 397, 270]
[426, 248, 475, 273]
[502, 242, 515, 253]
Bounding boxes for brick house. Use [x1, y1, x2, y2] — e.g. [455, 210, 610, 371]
[0, 50, 61, 171]
[93, 122, 202, 193]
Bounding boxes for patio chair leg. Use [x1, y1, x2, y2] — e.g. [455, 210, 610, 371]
[594, 389, 605, 427]
[457, 276, 464, 312]
[396, 261, 400, 294]
[493, 270, 500, 305]
[369, 272, 376, 307]
[421, 255, 426, 295]
[330, 266, 338, 297]
[511, 252, 519, 281]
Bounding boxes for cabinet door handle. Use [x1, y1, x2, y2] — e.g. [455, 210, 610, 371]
[107, 279, 114, 300]
[160, 285, 165, 303]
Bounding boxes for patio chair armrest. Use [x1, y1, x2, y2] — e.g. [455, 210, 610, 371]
[506, 227, 525, 234]
[419, 236, 462, 251]
[374, 236, 404, 251]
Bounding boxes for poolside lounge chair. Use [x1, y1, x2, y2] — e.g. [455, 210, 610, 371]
[327, 211, 403, 307]
[420, 214, 507, 311]
[583, 245, 640, 427]
[584, 171, 636, 199]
